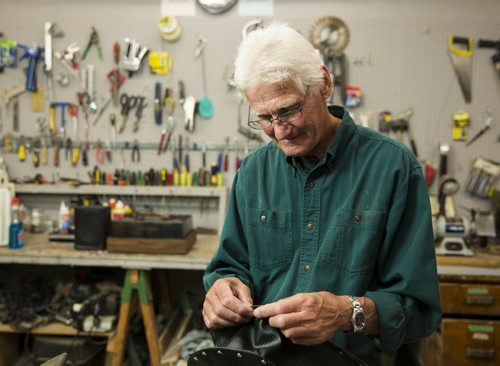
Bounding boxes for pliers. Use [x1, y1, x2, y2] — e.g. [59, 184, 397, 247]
[131, 139, 140, 162]
[157, 115, 176, 155]
[82, 26, 102, 60]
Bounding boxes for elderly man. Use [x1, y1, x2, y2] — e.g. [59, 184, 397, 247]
[202, 22, 441, 364]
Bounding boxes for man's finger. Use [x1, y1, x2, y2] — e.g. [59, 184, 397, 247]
[254, 294, 303, 318]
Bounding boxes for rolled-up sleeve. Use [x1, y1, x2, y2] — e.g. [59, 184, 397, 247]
[365, 164, 442, 354]
[203, 172, 253, 293]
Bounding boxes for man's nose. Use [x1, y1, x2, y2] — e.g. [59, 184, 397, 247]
[271, 121, 292, 138]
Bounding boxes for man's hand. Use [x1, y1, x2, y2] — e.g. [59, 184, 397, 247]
[253, 292, 352, 345]
[203, 277, 254, 329]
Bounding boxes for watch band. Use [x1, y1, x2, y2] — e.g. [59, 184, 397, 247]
[348, 296, 366, 333]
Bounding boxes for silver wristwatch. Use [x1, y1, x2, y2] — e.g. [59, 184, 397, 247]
[348, 296, 366, 333]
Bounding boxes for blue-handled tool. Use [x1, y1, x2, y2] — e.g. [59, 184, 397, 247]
[18, 44, 42, 91]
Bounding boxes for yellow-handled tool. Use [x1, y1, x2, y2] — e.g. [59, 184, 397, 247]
[448, 35, 473, 103]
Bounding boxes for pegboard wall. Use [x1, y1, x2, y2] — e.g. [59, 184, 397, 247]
[1, 0, 499, 217]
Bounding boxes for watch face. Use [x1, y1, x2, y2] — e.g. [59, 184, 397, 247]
[354, 311, 366, 329]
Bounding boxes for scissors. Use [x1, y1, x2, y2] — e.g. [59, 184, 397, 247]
[119, 93, 138, 133]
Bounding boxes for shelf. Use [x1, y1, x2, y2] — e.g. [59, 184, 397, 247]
[0, 322, 112, 337]
[14, 184, 228, 234]
[14, 183, 226, 197]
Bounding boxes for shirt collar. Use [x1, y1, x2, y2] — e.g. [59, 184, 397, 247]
[286, 105, 356, 169]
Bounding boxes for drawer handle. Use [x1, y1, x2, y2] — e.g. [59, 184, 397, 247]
[466, 296, 494, 305]
[466, 348, 495, 359]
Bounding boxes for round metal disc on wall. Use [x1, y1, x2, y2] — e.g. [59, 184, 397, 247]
[309, 16, 350, 55]
[197, 0, 238, 15]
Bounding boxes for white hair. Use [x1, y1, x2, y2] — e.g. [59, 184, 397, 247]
[234, 21, 324, 98]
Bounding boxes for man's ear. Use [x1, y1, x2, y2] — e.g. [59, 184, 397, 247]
[319, 65, 333, 100]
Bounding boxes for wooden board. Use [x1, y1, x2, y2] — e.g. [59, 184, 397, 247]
[107, 231, 197, 255]
[437, 253, 500, 268]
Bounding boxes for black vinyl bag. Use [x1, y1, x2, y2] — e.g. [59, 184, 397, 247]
[188, 317, 367, 366]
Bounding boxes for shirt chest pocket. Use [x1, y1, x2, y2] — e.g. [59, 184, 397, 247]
[246, 208, 293, 270]
[321, 209, 387, 275]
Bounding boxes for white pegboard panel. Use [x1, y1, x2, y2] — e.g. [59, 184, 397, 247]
[0, 0, 499, 213]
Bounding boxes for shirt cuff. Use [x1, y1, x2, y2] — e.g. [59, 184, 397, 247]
[365, 291, 405, 355]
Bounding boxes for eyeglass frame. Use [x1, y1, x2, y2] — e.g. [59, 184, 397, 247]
[247, 84, 311, 130]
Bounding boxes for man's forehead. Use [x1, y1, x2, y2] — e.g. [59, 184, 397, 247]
[247, 82, 300, 103]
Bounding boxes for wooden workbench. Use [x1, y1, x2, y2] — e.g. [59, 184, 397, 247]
[0, 232, 219, 270]
[0, 232, 220, 366]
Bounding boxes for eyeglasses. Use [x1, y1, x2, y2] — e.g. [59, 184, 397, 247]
[247, 85, 310, 130]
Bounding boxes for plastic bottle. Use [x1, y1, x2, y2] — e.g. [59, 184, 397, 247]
[59, 200, 71, 233]
[8, 197, 24, 249]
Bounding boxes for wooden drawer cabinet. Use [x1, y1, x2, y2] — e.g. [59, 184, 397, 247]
[421, 273, 500, 366]
[440, 282, 500, 316]
[440, 318, 500, 365]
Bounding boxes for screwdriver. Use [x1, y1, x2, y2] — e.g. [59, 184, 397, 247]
[113, 42, 120, 106]
[466, 112, 493, 147]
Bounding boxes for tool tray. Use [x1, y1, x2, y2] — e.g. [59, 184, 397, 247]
[107, 214, 196, 254]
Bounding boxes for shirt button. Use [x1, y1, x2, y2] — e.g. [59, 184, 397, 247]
[260, 215, 267, 222]
[354, 215, 362, 222]
[307, 223, 314, 230]
[304, 265, 311, 272]
[306, 182, 315, 188]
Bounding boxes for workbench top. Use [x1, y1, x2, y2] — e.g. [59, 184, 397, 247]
[1, 233, 499, 279]
[0, 232, 220, 271]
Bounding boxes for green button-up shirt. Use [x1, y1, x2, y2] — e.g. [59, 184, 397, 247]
[204, 106, 441, 357]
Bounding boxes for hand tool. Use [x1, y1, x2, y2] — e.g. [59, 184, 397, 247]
[86, 65, 98, 113]
[131, 140, 140, 162]
[438, 143, 450, 178]
[113, 42, 120, 105]
[12, 96, 18, 132]
[448, 35, 473, 103]
[54, 42, 80, 81]
[154, 82, 162, 125]
[95, 140, 105, 165]
[43, 22, 64, 99]
[309, 16, 350, 105]
[2, 132, 13, 153]
[0, 37, 17, 69]
[31, 87, 44, 112]
[18, 44, 42, 91]
[132, 96, 147, 133]
[71, 141, 80, 167]
[452, 111, 470, 141]
[119, 93, 137, 133]
[466, 109, 494, 147]
[109, 114, 117, 150]
[82, 26, 102, 60]
[17, 136, 26, 161]
[68, 104, 78, 138]
[393, 107, 418, 157]
[195, 34, 214, 119]
[82, 141, 89, 167]
[40, 137, 48, 166]
[50, 102, 72, 136]
[478, 38, 500, 78]
[104, 139, 113, 163]
[121, 38, 149, 77]
[65, 138, 72, 161]
[179, 81, 196, 132]
[158, 113, 176, 155]
[2, 85, 25, 113]
[92, 95, 113, 126]
[53, 138, 61, 167]
[223, 137, 229, 172]
[31, 137, 42, 168]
